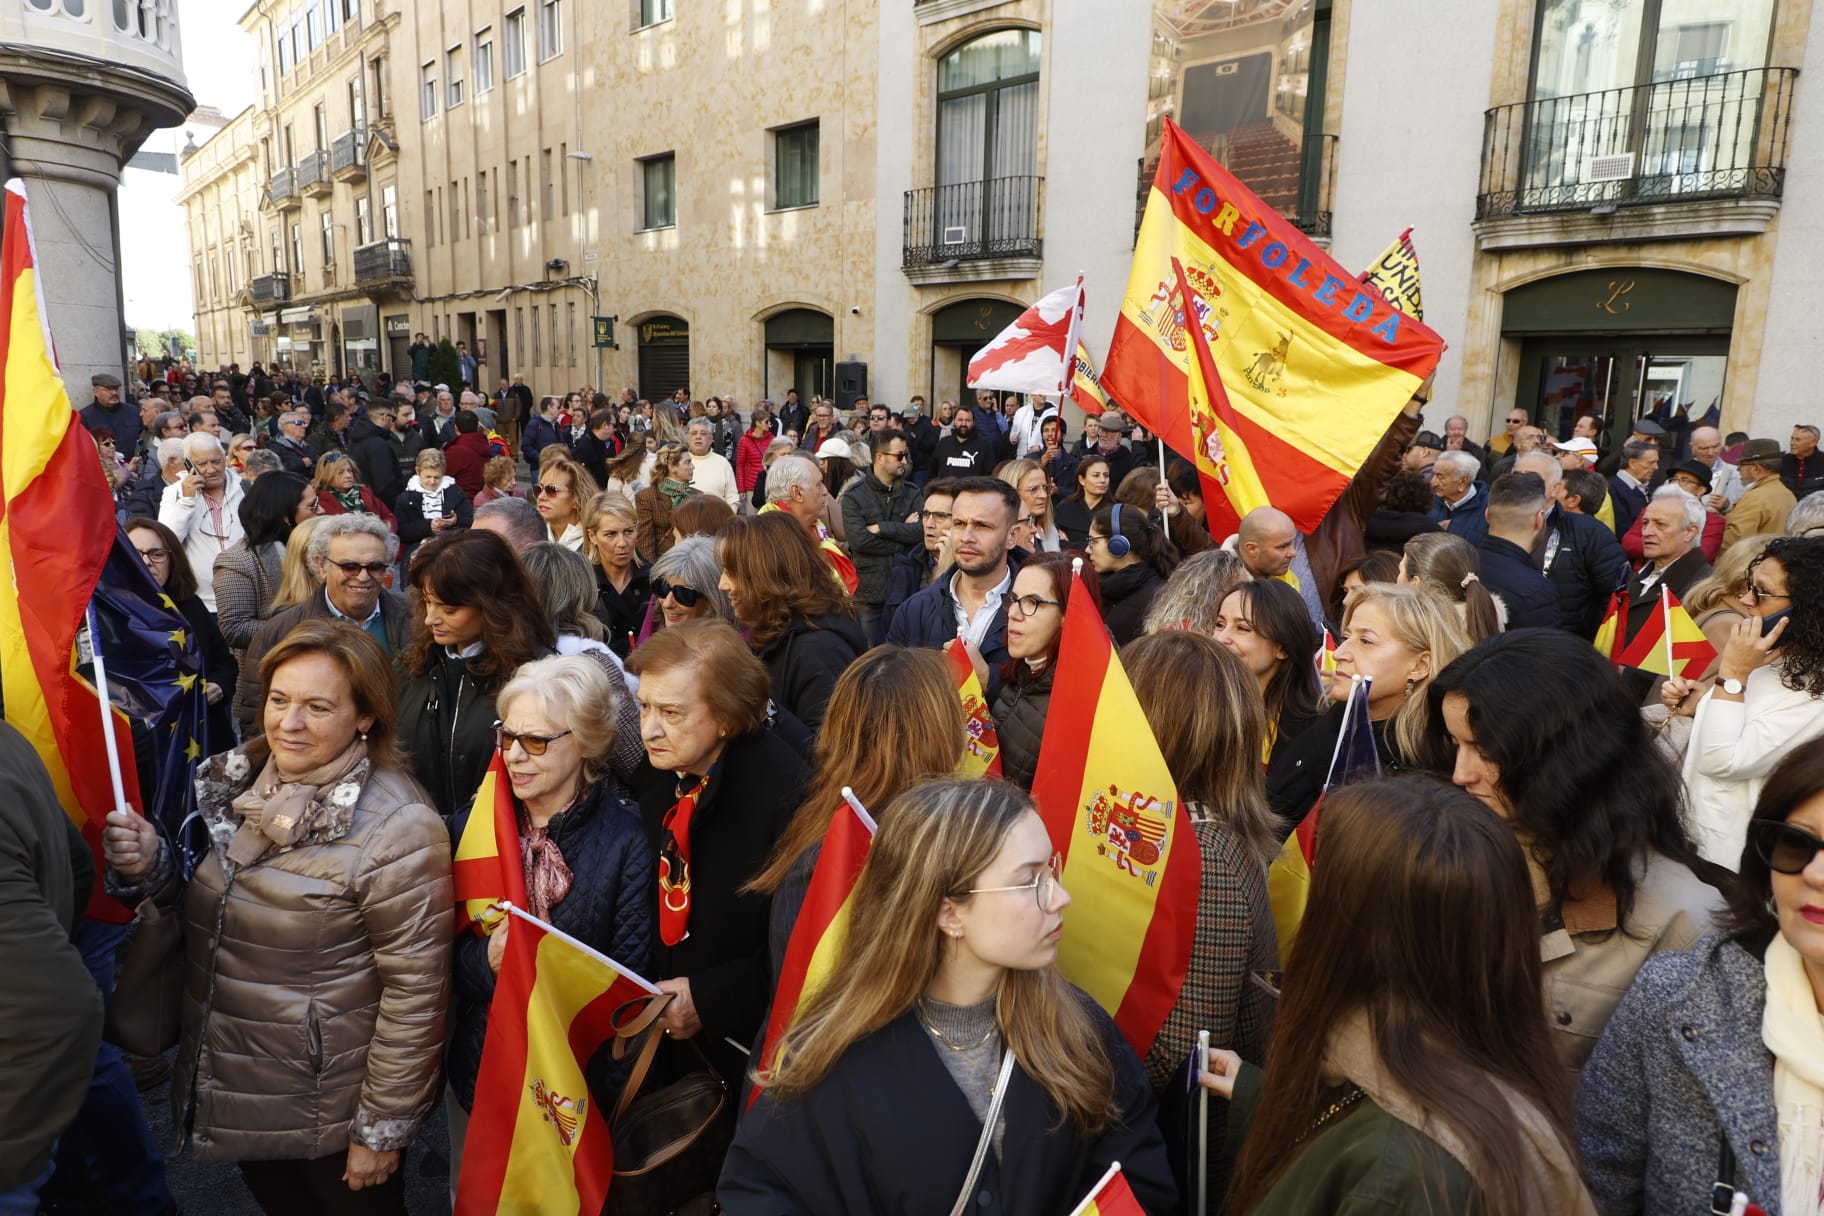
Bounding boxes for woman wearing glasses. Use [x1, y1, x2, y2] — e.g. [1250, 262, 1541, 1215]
[583, 490, 650, 657]
[1679, 536, 1824, 867]
[533, 450, 600, 553]
[444, 656, 653, 1190]
[1579, 745, 1824, 1216]
[127, 516, 236, 748]
[225, 432, 256, 474]
[990, 553, 1099, 791]
[720, 777, 1174, 1215]
[313, 452, 398, 531]
[647, 536, 734, 632]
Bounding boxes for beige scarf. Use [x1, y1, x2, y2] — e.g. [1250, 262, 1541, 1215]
[1762, 933, 1824, 1216]
[1323, 1012, 1596, 1214]
[224, 741, 369, 867]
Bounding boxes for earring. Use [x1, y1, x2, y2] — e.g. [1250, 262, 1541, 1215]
[360, 729, 369, 742]
[1403, 677, 1416, 697]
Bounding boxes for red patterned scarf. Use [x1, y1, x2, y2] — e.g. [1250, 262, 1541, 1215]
[658, 772, 711, 946]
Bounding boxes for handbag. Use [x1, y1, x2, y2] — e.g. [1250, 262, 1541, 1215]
[104, 897, 186, 1057]
[605, 993, 736, 1216]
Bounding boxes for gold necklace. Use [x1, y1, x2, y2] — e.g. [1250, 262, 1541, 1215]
[916, 999, 999, 1052]
[1295, 1086, 1366, 1145]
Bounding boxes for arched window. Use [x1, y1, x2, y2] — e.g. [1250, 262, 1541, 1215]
[937, 29, 1040, 191]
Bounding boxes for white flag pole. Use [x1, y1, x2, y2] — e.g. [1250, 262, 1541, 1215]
[1195, 1029, 1212, 1215]
[83, 604, 133, 818]
[500, 902, 662, 994]
[839, 785, 879, 834]
[1660, 584, 1675, 676]
[1065, 1162, 1123, 1216]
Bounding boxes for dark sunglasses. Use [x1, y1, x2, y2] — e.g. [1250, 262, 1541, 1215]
[652, 579, 702, 607]
[1751, 820, 1824, 875]
[534, 483, 568, 497]
[492, 721, 573, 757]
[328, 560, 389, 577]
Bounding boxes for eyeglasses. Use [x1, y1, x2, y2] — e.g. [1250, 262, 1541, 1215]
[1751, 820, 1824, 875]
[1746, 583, 1791, 605]
[1008, 593, 1062, 618]
[882, 451, 909, 462]
[923, 509, 952, 524]
[135, 547, 170, 564]
[967, 852, 1065, 910]
[651, 579, 702, 608]
[1016, 516, 1036, 529]
[493, 722, 574, 757]
[97, 437, 116, 447]
[534, 483, 568, 497]
[328, 560, 389, 577]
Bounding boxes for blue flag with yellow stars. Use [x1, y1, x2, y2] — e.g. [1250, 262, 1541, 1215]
[83, 528, 209, 876]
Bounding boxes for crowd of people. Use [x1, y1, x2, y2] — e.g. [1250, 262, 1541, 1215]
[7, 365, 1824, 1215]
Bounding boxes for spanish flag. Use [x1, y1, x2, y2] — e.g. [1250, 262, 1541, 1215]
[750, 793, 876, 1107]
[453, 751, 528, 935]
[455, 905, 660, 1216]
[759, 501, 858, 595]
[1103, 120, 1446, 538]
[1072, 342, 1110, 415]
[1616, 585, 1717, 680]
[1066, 1162, 1146, 1216]
[944, 640, 1003, 778]
[0, 179, 138, 919]
[1032, 570, 1197, 1057]
[1592, 592, 1625, 663]
[1358, 227, 1424, 320]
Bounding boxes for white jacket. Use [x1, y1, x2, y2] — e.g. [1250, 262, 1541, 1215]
[1683, 663, 1824, 868]
[157, 472, 246, 614]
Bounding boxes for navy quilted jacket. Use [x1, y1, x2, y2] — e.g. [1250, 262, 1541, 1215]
[447, 777, 655, 1111]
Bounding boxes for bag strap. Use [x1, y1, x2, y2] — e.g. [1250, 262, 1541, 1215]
[609, 992, 673, 1125]
[947, 1049, 1016, 1216]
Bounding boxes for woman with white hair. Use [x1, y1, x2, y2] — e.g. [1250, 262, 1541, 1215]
[647, 535, 735, 631]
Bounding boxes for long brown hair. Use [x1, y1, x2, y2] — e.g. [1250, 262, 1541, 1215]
[748, 646, 965, 894]
[403, 530, 555, 689]
[1123, 631, 1279, 866]
[125, 517, 199, 602]
[1226, 776, 1575, 1215]
[717, 511, 854, 649]
[758, 777, 1118, 1133]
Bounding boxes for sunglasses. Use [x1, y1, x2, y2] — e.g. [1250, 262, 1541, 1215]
[652, 579, 702, 607]
[492, 721, 574, 757]
[1751, 820, 1824, 875]
[328, 560, 389, 577]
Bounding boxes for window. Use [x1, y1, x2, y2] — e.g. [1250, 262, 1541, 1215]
[314, 102, 328, 150]
[568, 302, 577, 366]
[325, 0, 339, 33]
[425, 191, 435, 244]
[420, 62, 438, 119]
[475, 29, 494, 94]
[640, 153, 675, 230]
[289, 223, 304, 275]
[515, 308, 525, 366]
[508, 159, 521, 226]
[306, 2, 321, 51]
[549, 305, 558, 368]
[538, 0, 562, 60]
[451, 181, 462, 240]
[476, 169, 488, 232]
[370, 57, 389, 118]
[447, 46, 464, 107]
[935, 30, 1040, 248]
[382, 185, 398, 238]
[774, 120, 820, 209]
[349, 77, 366, 130]
[271, 231, 283, 275]
[637, 0, 672, 28]
[531, 305, 541, 367]
[542, 148, 554, 220]
[321, 212, 335, 265]
[504, 9, 527, 77]
[355, 196, 372, 245]
[278, 36, 290, 75]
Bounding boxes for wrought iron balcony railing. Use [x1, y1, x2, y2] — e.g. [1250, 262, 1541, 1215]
[353, 237, 412, 285]
[297, 149, 331, 196]
[331, 128, 366, 178]
[903, 175, 1043, 268]
[249, 273, 291, 304]
[268, 166, 299, 207]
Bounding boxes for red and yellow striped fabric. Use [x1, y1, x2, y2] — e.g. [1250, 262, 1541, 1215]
[0, 178, 138, 919]
[1066, 1164, 1146, 1216]
[1071, 342, 1110, 415]
[1615, 586, 1718, 680]
[1031, 574, 1197, 1057]
[455, 909, 658, 1216]
[1102, 119, 1446, 538]
[749, 797, 876, 1107]
[944, 640, 1003, 778]
[1359, 227, 1424, 321]
[452, 751, 528, 935]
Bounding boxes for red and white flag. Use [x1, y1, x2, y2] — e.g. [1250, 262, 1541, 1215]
[966, 274, 1085, 396]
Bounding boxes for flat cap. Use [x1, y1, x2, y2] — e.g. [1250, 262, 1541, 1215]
[91, 372, 122, 388]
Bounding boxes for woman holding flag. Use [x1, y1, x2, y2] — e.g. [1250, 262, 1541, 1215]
[720, 777, 1175, 1215]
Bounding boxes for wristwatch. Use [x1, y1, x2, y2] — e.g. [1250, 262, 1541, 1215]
[1720, 677, 1746, 696]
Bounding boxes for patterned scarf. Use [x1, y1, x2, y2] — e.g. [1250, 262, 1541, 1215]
[657, 771, 711, 946]
[1762, 932, 1824, 1216]
[659, 478, 694, 507]
[334, 485, 365, 513]
[519, 824, 575, 921]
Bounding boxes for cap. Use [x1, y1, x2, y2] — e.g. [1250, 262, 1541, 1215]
[815, 437, 853, 461]
[1411, 431, 1445, 451]
[434, 383, 450, 393]
[91, 372, 122, 389]
[1097, 410, 1130, 434]
[1669, 459, 1714, 492]
[1630, 418, 1667, 437]
[1739, 437, 1785, 465]
[1557, 436, 1599, 456]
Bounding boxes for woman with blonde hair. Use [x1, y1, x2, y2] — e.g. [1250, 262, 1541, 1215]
[312, 451, 398, 530]
[582, 490, 649, 657]
[268, 514, 328, 613]
[1141, 548, 1251, 636]
[634, 442, 696, 563]
[533, 449, 600, 551]
[720, 777, 1175, 1214]
[1268, 582, 1469, 823]
[1401, 531, 1501, 643]
[603, 441, 650, 498]
[748, 646, 967, 975]
[396, 447, 473, 560]
[999, 458, 1060, 553]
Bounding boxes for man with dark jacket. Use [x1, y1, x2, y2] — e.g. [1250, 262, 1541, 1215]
[1476, 473, 1560, 631]
[78, 372, 140, 454]
[1428, 451, 1489, 547]
[521, 397, 564, 471]
[1783, 424, 1824, 500]
[271, 407, 317, 476]
[888, 476, 1024, 698]
[929, 404, 997, 478]
[1607, 438, 1659, 539]
[572, 408, 619, 487]
[347, 402, 406, 509]
[1516, 452, 1628, 638]
[840, 430, 923, 644]
[408, 332, 433, 381]
[443, 410, 493, 498]
[776, 388, 809, 440]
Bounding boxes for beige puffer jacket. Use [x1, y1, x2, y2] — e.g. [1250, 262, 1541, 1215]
[139, 745, 452, 1164]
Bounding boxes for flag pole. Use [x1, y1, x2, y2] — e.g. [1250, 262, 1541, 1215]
[500, 902, 663, 994]
[1661, 584, 1675, 676]
[1195, 1029, 1211, 1216]
[1158, 435, 1167, 481]
[83, 604, 133, 818]
[839, 785, 878, 834]
[1065, 1162, 1124, 1216]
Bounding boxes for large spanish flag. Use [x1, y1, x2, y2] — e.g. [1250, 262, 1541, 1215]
[0, 178, 139, 919]
[1103, 120, 1445, 538]
[1031, 571, 1197, 1057]
[455, 905, 661, 1216]
[452, 751, 528, 935]
[1066, 1163, 1146, 1216]
[749, 793, 877, 1107]
[944, 640, 1003, 778]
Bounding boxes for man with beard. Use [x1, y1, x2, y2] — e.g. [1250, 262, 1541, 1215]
[888, 476, 1023, 696]
[930, 402, 996, 477]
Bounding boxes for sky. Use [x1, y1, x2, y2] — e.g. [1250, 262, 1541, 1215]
[180, 0, 258, 116]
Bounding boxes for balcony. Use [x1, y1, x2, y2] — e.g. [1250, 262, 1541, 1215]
[353, 237, 412, 287]
[267, 167, 300, 210]
[297, 149, 332, 198]
[903, 176, 1043, 283]
[1475, 67, 1797, 250]
[331, 128, 366, 181]
[249, 273, 291, 305]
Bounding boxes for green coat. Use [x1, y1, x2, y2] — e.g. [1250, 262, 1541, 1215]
[1225, 1063, 1483, 1214]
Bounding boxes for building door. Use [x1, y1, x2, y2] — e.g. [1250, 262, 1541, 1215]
[929, 297, 1028, 407]
[763, 308, 834, 404]
[637, 316, 690, 400]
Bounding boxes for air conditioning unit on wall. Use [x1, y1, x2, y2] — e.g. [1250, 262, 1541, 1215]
[942, 225, 968, 245]
[1586, 152, 1635, 182]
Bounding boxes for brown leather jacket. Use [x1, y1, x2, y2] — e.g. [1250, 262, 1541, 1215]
[1306, 407, 1422, 610]
[127, 746, 452, 1164]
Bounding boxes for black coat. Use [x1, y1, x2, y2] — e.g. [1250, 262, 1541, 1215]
[718, 998, 1176, 1216]
[1053, 495, 1101, 547]
[1266, 701, 1402, 826]
[1476, 534, 1560, 632]
[573, 430, 617, 487]
[449, 779, 655, 1110]
[271, 436, 316, 477]
[757, 612, 868, 731]
[346, 417, 405, 509]
[1533, 504, 1629, 638]
[522, 415, 564, 471]
[930, 432, 997, 478]
[628, 728, 808, 1085]
[1363, 508, 1441, 553]
[1608, 475, 1649, 539]
[594, 564, 652, 658]
[1097, 563, 1164, 646]
[1781, 452, 1824, 501]
[991, 663, 1054, 791]
[838, 472, 923, 605]
[397, 646, 509, 819]
[177, 594, 237, 754]
[395, 481, 475, 551]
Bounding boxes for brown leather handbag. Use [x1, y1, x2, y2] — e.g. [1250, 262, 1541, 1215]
[103, 897, 186, 1056]
[604, 992, 735, 1216]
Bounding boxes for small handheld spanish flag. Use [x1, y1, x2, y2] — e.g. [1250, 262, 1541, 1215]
[944, 640, 1003, 778]
[452, 751, 528, 935]
[1066, 1162, 1146, 1216]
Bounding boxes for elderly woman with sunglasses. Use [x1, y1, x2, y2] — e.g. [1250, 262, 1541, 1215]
[647, 536, 735, 632]
[1579, 745, 1824, 1216]
[444, 656, 654, 1190]
[313, 452, 398, 531]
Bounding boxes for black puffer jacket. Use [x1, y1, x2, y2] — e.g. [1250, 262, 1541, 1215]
[991, 662, 1055, 791]
[1534, 504, 1629, 639]
[1097, 562, 1165, 645]
[448, 778, 654, 1110]
[756, 612, 868, 731]
[397, 647, 514, 819]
